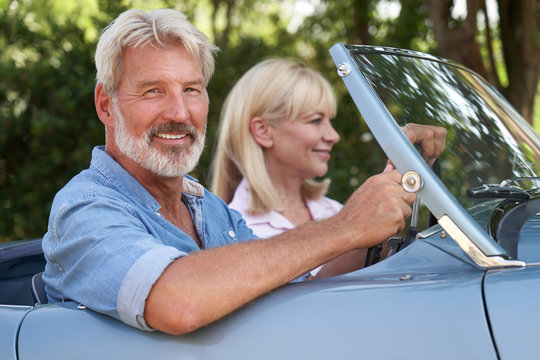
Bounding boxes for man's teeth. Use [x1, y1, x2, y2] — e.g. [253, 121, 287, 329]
[156, 133, 187, 139]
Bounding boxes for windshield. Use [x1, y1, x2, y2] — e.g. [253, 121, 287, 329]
[346, 46, 540, 212]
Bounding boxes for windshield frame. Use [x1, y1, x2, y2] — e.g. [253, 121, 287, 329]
[329, 43, 525, 268]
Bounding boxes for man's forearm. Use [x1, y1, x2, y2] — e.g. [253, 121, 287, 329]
[145, 169, 415, 335]
[313, 248, 368, 279]
[144, 217, 359, 335]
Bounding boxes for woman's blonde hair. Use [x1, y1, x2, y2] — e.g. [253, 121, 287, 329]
[211, 58, 337, 214]
[95, 8, 219, 95]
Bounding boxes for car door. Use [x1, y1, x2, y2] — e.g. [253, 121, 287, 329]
[484, 266, 540, 359]
[484, 212, 540, 359]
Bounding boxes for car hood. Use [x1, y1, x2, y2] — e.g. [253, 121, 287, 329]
[330, 44, 540, 268]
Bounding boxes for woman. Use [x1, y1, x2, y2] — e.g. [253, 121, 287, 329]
[211, 58, 367, 277]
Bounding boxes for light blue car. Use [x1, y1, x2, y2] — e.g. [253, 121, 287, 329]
[2, 44, 539, 359]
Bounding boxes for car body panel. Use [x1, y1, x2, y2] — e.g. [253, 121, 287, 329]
[484, 265, 540, 359]
[7, 235, 497, 360]
[1, 305, 32, 360]
[17, 239, 497, 360]
[516, 208, 540, 263]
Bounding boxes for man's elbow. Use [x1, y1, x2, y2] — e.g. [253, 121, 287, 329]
[160, 314, 207, 335]
[145, 304, 209, 335]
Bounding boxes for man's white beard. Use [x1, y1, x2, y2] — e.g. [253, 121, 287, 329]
[112, 98, 205, 178]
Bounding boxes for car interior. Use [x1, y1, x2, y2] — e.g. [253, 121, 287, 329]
[0, 240, 46, 306]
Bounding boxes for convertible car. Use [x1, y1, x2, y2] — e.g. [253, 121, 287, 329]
[2, 44, 539, 359]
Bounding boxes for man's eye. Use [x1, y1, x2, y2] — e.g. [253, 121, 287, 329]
[143, 88, 160, 96]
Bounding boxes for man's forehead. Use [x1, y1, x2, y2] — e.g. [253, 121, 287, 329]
[122, 43, 199, 65]
[120, 44, 204, 84]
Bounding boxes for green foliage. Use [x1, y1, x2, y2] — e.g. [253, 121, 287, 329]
[1, 0, 538, 241]
[0, 0, 126, 241]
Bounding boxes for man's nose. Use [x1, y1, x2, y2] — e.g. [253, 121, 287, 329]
[165, 91, 189, 121]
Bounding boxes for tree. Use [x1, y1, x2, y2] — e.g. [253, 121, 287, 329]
[498, 0, 540, 123]
[424, 0, 540, 124]
[0, 0, 126, 241]
[0, 0, 299, 241]
[1, 0, 538, 241]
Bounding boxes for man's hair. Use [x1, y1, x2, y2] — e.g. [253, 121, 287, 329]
[95, 8, 219, 95]
[211, 58, 337, 213]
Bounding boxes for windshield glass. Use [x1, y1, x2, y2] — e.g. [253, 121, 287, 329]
[346, 46, 540, 212]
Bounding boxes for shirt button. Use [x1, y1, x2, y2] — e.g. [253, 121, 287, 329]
[228, 230, 236, 238]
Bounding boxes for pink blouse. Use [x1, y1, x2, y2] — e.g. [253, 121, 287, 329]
[229, 179, 343, 238]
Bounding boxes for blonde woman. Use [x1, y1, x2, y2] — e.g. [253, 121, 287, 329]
[212, 58, 367, 276]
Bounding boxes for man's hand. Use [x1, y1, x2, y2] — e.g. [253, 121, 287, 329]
[335, 169, 416, 249]
[401, 123, 447, 165]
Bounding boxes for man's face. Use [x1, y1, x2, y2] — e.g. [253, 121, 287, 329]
[110, 44, 208, 178]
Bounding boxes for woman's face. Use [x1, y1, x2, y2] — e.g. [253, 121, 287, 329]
[265, 110, 340, 181]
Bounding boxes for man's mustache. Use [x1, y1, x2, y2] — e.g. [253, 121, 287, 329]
[147, 122, 200, 142]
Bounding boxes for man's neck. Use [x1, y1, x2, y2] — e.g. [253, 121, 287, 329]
[105, 143, 185, 212]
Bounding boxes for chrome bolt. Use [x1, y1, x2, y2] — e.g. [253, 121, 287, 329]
[401, 171, 423, 193]
[337, 63, 351, 77]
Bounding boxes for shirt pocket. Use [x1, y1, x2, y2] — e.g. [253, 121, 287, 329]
[205, 228, 239, 248]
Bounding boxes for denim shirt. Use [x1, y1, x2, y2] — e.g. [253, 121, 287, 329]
[42, 146, 255, 331]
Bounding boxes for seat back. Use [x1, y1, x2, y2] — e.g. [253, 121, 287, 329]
[0, 239, 46, 306]
[31, 272, 48, 305]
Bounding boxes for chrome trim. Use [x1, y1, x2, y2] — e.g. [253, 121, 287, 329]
[438, 215, 526, 268]
[417, 224, 443, 239]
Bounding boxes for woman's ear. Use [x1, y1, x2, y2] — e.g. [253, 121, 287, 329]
[250, 117, 274, 148]
[95, 83, 114, 127]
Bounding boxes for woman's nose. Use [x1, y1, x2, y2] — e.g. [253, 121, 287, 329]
[323, 121, 340, 144]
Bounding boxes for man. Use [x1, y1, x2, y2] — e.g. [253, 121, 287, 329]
[42, 8, 445, 335]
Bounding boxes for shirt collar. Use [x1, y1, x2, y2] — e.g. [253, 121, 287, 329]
[90, 146, 204, 211]
[229, 178, 294, 229]
[305, 197, 335, 220]
[230, 178, 340, 229]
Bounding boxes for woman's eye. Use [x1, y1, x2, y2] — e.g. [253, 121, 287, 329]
[309, 118, 322, 124]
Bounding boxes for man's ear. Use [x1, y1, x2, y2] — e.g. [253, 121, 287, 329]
[250, 117, 273, 148]
[95, 83, 114, 127]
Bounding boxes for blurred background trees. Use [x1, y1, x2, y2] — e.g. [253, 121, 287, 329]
[1, 0, 539, 241]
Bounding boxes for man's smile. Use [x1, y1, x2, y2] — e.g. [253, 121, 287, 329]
[155, 133, 188, 140]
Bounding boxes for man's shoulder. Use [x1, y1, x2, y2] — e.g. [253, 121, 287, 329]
[49, 168, 123, 214]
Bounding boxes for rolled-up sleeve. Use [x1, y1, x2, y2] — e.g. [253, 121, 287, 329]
[118, 246, 185, 330]
[43, 196, 195, 330]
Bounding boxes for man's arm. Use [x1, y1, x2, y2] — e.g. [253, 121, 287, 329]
[144, 170, 415, 335]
